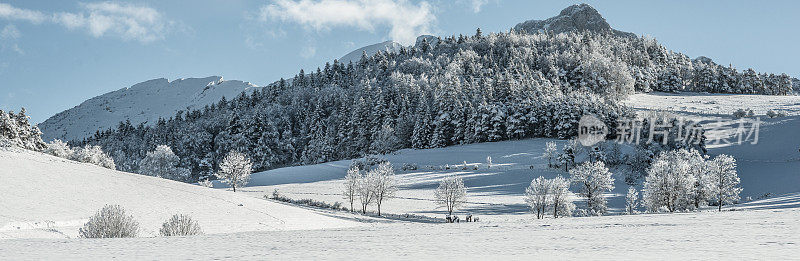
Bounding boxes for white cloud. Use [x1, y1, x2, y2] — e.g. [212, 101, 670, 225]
[258, 0, 435, 45]
[0, 3, 48, 23]
[470, 0, 489, 13]
[53, 2, 171, 43]
[1, 24, 24, 54]
[458, 0, 493, 13]
[300, 45, 316, 58]
[0, 2, 175, 44]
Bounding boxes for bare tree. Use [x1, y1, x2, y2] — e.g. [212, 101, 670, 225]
[524, 176, 550, 219]
[215, 151, 252, 192]
[626, 186, 639, 214]
[543, 141, 557, 168]
[342, 166, 361, 212]
[357, 169, 374, 214]
[369, 162, 397, 216]
[434, 175, 467, 215]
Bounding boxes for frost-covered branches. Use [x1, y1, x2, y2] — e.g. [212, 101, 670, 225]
[72, 145, 116, 169]
[44, 139, 74, 158]
[159, 214, 203, 236]
[79, 205, 139, 238]
[0, 108, 45, 151]
[343, 166, 361, 212]
[215, 151, 252, 192]
[543, 141, 558, 168]
[643, 149, 740, 212]
[434, 175, 467, 215]
[368, 162, 397, 216]
[570, 161, 614, 215]
[139, 145, 189, 181]
[707, 154, 742, 211]
[525, 176, 574, 219]
[625, 186, 639, 214]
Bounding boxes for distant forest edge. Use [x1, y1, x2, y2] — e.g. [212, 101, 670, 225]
[76, 29, 792, 181]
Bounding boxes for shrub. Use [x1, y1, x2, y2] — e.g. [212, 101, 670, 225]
[766, 110, 787, 118]
[733, 108, 754, 119]
[160, 214, 203, 236]
[350, 155, 388, 171]
[72, 145, 116, 169]
[43, 139, 74, 159]
[79, 205, 139, 238]
[198, 179, 213, 188]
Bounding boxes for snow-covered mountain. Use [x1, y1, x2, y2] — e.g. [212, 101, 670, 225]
[39, 76, 260, 142]
[339, 40, 404, 64]
[513, 3, 635, 37]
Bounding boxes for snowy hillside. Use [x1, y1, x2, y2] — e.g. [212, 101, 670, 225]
[209, 93, 800, 219]
[339, 40, 404, 64]
[38, 76, 260, 142]
[0, 149, 359, 239]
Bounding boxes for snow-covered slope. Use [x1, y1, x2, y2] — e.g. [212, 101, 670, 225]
[39, 76, 260, 142]
[0, 149, 359, 239]
[339, 40, 404, 64]
[513, 4, 635, 37]
[208, 93, 800, 219]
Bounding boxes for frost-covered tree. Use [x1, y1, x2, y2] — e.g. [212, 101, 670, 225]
[72, 145, 116, 169]
[356, 168, 375, 214]
[707, 154, 742, 211]
[525, 176, 550, 219]
[642, 149, 699, 212]
[543, 141, 558, 168]
[368, 162, 397, 216]
[434, 175, 467, 215]
[549, 176, 575, 218]
[342, 166, 361, 212]
[0, 108, 45, 151]
[570, 161, 614, 215]
[625, 186, 639, 214]
[139, 145, 189, 181]
[44, 139, 74, 159]
[215, 151, 252, 192]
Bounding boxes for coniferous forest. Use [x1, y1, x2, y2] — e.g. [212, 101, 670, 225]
[76, 30, 792, 181]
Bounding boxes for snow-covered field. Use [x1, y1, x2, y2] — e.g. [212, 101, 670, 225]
[0, 149, 360, 239]
[624, 92, 800, 116]
[1, 206, 797, 260]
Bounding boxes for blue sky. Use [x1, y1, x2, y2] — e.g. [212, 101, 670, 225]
[1, 0, 798, 123]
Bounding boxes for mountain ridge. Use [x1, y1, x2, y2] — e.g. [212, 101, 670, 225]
[39, 76, 260, 142]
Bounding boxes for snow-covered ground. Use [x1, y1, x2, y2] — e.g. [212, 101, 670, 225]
[0, 149, 360, 239]
[215, 115, 799, 220]
[624, 92, 800, 116]
[2, 92, 798, 259]
[1, 206, 797, 260]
